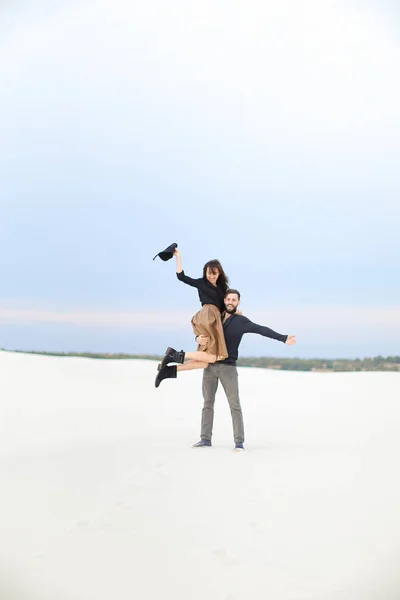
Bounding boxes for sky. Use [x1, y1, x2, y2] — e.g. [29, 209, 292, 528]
[0, 0, 399, 358]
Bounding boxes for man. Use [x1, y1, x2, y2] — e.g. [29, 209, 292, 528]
[192, 289, 295, 451]
[156, 289, 296, 451]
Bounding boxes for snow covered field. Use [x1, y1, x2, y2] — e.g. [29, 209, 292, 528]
[0, 351, 399, 600]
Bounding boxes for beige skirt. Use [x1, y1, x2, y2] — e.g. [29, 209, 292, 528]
[191, 304, 228, 360]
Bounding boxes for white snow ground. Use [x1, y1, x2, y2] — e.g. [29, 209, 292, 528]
[0, 351, 399, 600]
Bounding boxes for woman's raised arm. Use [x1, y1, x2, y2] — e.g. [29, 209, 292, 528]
[174, 249, 202, 288]
[174, 248, 182, 273]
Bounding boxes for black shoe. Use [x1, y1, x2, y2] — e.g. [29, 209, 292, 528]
[192, 439, 212, 448]
[234, 442, 245, 451]
[160, 347, 185, 369]
[155, 364, 177, 388]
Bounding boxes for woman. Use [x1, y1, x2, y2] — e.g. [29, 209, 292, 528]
[155, 248, 230, 387]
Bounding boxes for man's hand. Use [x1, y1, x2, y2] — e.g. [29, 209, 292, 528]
[196, 334, 208, 346]
[286, 335, 296, 345]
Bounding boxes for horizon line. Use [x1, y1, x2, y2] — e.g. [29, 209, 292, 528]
[2, 348, 399, 363]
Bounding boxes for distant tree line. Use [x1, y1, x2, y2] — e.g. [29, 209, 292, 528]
[3, 349, 400, 372]
[236, 355, 400, 372]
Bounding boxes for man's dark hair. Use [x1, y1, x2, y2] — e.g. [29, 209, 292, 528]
[225, 288, 241, 300]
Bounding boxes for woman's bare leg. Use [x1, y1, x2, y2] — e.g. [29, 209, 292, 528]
[177, 360, 208, 372]
[184, 351, 217, 363]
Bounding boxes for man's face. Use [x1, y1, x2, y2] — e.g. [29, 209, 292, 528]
[224, 293, 240, 313]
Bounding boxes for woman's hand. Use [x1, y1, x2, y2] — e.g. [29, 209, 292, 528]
[174, 249, 180, 257]
[285, 335, 296, 345]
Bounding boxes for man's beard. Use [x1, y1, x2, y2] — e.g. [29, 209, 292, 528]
[225, 305, 237, 314]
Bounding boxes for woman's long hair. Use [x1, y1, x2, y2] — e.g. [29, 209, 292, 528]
[203, 260, 229, 292]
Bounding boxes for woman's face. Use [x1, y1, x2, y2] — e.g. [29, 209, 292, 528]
[206, 267, 219, 286]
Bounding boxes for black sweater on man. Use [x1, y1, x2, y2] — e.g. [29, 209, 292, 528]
[219, 313, 288, 365]
[176, 270, 226, 312]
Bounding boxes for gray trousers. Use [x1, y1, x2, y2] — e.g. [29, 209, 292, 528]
[201, 363, 245, 443]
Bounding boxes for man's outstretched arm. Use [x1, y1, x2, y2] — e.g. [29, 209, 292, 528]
[243, 317, 296, 345]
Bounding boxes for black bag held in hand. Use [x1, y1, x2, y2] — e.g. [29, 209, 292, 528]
[153, 243, 178, 262]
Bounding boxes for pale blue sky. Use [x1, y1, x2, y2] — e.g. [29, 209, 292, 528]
[1, 0, 399, 358]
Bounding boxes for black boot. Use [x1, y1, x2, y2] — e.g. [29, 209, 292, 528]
[155, 364, 177, 388]
[160, 347, 185, 369]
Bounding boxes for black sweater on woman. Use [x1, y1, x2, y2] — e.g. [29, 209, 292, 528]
[176, 270, 226, 312]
